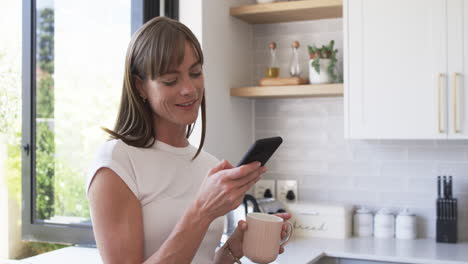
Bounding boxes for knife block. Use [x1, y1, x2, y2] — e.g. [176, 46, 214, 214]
[436, 199, 458, 243]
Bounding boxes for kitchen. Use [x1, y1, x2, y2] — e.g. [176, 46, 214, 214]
[1, 0, 468, 263]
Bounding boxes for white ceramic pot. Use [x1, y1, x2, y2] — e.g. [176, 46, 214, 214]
[374, 208, 395, 238]
[395, 209, 417, 239]
[309, 58, 332, 84]
[256, 0, 276, 3]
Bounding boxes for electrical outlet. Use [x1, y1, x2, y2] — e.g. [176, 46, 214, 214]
[277, 180, 298, 203]
[254, 179, 276, 199]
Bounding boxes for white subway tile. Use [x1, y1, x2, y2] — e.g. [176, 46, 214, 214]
[377, 192, 435, 209]
[381, 161, 436, 178]
[326, 189, 379, 206]
[353, 147, 408, 161]
[327, 161, 380, 177]
[408, 176, 439, 194]
[354, 176, 408, 192]
[297, 187, 330, 202]
[437, 162, 468, 178]
[267, 159, 327, 174]
[408, 147, 465, 161]
[436, 140, 468, 147]
[301, 174, 353, 189]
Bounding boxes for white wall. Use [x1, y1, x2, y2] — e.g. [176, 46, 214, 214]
[188, 0, 256, 165]
[252, 18, 468, 240]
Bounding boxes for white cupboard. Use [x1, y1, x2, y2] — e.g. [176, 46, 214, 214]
[344, 0, 468, 139]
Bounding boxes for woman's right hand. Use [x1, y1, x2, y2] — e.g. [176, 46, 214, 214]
[194, 160, 267, 221]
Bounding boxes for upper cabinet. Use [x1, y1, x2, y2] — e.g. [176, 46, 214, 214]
[345, 0, 468, 139]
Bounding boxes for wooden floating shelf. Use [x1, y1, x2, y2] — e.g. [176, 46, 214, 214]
[230, 0, 343, 24]
[230, 83, 343, 98]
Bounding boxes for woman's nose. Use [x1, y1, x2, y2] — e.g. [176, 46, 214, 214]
[180, 77, 197, 96]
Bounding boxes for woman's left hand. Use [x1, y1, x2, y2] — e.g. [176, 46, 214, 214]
[226, 212, 292, 258]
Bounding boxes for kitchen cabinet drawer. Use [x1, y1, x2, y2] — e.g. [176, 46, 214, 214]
[344, 0, 468, 139]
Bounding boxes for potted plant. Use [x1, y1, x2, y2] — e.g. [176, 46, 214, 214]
[307, 40, 338, 84]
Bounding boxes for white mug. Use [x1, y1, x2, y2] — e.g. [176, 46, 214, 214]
[242, 212, 293, 264]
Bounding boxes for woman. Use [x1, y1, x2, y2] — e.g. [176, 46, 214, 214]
[87, 16, 290, 264]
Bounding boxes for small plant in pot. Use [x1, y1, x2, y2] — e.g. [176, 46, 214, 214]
[308, 40, 338, 84]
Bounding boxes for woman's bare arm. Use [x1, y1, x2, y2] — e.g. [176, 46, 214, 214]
[88, 168, 211, 264]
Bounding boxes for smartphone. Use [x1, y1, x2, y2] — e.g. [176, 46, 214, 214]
[236, 137, 283, 167]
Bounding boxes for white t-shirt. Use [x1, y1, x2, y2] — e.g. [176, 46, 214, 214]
[86, 139, 224, 263]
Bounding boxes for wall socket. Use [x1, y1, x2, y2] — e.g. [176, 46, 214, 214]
[277, 180, 298, 203]
[254, 179, 276, 199]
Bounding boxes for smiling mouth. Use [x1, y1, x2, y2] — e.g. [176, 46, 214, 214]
[175, 100, 197, 107]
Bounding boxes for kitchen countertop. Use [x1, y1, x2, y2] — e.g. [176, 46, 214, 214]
[263, 236, 468, 264]
[14, 237, 468, 264]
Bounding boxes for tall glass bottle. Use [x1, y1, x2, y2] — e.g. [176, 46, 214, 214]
[289, 40, 301, 77]
[266, 42, 279, 78]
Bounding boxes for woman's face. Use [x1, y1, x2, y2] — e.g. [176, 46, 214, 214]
[139, 41, 204, 129]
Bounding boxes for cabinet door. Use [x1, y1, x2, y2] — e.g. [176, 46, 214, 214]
[345, 0, 447, 139]
[447, 0, 468, 138]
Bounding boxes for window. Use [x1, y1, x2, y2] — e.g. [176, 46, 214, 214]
[22, 0, 178, 245]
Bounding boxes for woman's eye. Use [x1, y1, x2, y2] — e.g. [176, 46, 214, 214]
[162, 79, 177, 86]
[190, 72, 202, 78]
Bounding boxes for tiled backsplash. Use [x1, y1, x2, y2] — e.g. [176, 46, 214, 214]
[253, 19, 468, 239]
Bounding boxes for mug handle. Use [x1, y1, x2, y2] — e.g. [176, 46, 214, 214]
[279, 220, 294, 246]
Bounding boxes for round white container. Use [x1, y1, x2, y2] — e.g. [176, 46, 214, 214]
[395, 209, 417, 239]
[374, 208, 395, 238]
[256, 0, 276, 3]
[353, 207, 374, 237]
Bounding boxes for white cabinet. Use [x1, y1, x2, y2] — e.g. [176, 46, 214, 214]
[344, 0, 468, 139]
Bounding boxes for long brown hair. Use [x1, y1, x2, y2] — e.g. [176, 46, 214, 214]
[103, 16, 206, 160]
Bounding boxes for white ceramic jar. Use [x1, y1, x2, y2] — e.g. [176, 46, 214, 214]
[395, 208, 417, 239]
[309, 58, 333, 84]
[353, 207, 374, 237]
[374, 208, 395, 238]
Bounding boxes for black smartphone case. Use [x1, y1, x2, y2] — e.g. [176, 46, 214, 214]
[236, 136, 283, 167]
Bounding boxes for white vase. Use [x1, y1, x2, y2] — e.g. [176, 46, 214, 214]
[309, 58, 333, 84]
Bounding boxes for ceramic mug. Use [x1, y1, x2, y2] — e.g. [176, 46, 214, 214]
[242, 212, 293, 264]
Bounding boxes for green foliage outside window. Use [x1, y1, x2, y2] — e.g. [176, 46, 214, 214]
[0, 6, 91, 258]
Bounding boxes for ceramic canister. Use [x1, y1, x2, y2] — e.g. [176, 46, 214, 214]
[353, 207, 374, 237]
[395, 208, 417, 239]
[374, 208, 395, 238]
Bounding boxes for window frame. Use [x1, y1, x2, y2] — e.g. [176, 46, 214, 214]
[22, 0, 178, 246]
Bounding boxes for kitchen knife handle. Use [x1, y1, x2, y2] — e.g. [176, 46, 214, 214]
[438, 176, 441, 198]
[448, 176, 453, 198]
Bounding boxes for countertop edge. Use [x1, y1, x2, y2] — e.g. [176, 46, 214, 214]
[324, 251, 468, 264]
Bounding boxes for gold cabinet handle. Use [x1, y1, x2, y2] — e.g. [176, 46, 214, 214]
[438, 73, 444, 133]
[453, 72, 460, 133]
